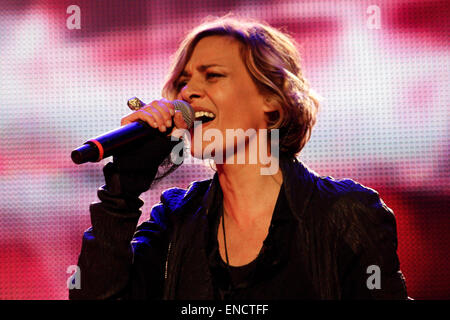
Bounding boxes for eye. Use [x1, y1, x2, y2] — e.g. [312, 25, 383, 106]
[175, 80, 187, 91]
[206, 73, 223, 80]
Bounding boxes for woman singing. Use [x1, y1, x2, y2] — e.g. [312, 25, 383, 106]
[70, 16, 408, 300]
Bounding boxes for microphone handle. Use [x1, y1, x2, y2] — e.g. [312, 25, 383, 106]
[71, 121, 173, 164]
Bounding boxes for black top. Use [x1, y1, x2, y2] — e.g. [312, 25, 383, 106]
[206, 184, 318, 300]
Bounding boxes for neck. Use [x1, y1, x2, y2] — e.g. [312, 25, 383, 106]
[216, 162, 283, 228]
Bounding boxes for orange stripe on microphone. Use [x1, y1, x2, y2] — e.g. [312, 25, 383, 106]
[88, 139, 104, 162]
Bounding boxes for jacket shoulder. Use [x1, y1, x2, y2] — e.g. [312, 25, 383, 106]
[315, 175, 384, 209]
[137, 178, 213, 240]
[312, 174, 396, 237]
[314, 174, 397, 248]
[158, 178, 213, 214]
[281, 158, 386, 220]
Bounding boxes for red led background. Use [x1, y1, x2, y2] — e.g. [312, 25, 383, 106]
[0, 0, 448, 299]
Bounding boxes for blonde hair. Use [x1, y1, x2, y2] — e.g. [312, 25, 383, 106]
[162, 15, 319, 156]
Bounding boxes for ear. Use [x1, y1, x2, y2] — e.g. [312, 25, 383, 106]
[262, 96, 279, 113]
[262, 96, 283, 123]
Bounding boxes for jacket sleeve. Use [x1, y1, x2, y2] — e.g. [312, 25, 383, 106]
[68, 162, 143, 299]
[69, 161, 175, 300]
[69, 135, 182, 300]
[336, 184, 408, 300]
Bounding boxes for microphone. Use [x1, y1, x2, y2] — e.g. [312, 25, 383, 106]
[71, 100, 194, 164]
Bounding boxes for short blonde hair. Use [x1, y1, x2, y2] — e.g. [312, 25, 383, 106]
[162, 15, 319, 156]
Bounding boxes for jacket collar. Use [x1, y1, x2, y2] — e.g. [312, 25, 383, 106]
[161, 155, 318, 222]
[279, 155, 318, 221]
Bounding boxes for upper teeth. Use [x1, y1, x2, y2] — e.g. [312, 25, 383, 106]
[195, 111, 215, 119]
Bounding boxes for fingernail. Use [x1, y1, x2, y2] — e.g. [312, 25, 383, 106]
[166, 120, 171, 127]
[161, 125, 166, 132]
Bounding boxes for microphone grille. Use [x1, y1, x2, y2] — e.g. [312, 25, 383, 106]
[172, 100, 194, 129]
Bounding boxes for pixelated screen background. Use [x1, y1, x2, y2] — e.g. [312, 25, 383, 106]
[0, 0, 448, 299]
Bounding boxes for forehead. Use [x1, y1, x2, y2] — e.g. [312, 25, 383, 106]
[185, 36, 243, 69]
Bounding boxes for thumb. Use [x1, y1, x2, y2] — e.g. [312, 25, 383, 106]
[173, 110, 188, 129]
[169, 110, 189, 139]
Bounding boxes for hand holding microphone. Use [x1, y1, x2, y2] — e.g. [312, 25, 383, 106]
[122, 97, 191, 133]
[71, 98, 194, 164]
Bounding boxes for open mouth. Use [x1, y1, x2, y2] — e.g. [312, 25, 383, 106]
[194, 111, 216, 124]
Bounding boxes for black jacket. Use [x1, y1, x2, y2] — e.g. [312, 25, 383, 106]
[70, 155, 408, 300]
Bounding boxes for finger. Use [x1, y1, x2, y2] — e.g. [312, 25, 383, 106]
[121, 109, 158, 128]
[138, 109, 161, 129]
[149, 100, 173, 129]
[173, 110, 188, 129]
[160, 98, 175, 116]
[121, 114, 133, 126]
[169, 111, 189, 138]
[121, 112, 144, 126]
[141, 103, 167, 132]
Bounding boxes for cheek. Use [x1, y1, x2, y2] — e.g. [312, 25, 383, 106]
[217, 87, 260, 123]
[227, 101, 266, 130]
[233, 80, 267, 123]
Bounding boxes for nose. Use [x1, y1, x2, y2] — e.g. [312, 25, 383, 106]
[179, 78, 203, 103]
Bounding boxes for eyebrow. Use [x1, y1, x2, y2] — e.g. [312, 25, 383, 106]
[180, 64, 225, 77]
